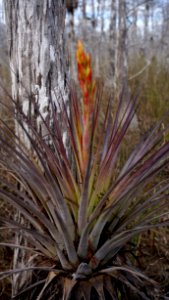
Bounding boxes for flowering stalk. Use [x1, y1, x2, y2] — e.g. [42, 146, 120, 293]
[76, 40, 96, 176]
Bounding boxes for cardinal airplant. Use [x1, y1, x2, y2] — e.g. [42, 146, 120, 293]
[0, 41, 169, 299]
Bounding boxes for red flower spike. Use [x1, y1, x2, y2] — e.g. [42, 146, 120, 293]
[76, 40, 96, 175]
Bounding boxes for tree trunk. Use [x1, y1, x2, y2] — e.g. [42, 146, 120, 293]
[131, 0, 138, 48]
[144, 2, 150, 57]
[81, 0, 87, 43]
[116, 0, 128, 96]
[4, 0, 67, 140]
[67, 5, 77, 81]
[116, 0, 138, 129]
[4, 0, 67, 296]
[109, 0, 117, 89]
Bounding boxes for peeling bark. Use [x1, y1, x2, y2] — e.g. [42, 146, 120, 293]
[4, 0, 67, 139]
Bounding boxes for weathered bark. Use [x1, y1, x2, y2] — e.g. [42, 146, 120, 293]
[4, 0, 67, 140]
[4, 1, 67, 295]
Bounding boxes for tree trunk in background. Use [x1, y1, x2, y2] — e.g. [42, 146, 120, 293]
[109, 0, 117, 89]
[67, 2, 78, 81]
[131, 0, 138, 51]
[116, 0, 138, 129]
[94, 0, 106, 77]
[82, 0, 86, 19]
[90, 0, 99, 77]
[100, 0, 105, 38]
[116, 0, 128, 96]
[144, 2, 150, 57]
[4, 0, 67, 295]
[81, 0, 87, 43]
[161, 3, 169, 57]
[4, 0, 67, 141]
[91, 0, 96, 29]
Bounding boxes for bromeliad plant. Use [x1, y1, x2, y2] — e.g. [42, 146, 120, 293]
[0, 41, 169, 299]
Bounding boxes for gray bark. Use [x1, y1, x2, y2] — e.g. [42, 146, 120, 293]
[4, 0, 67, 140]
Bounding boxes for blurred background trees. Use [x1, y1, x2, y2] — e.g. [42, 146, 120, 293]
[64, 1, 169, 78]
[1, 0, 169, 102]
[65, 0, 169, 130]
[64, 0, 169, 127]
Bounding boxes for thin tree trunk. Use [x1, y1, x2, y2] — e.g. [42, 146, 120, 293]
[109, 0, 117, 89]
[144, 2, 150, 57]
[116, 0, 138, 129]
[100, 0, 105, 38]
[132, 0, 138, 45]
[81, 0, 87, 43]
[82, 0, 86, 19]
[67, 8, 77, 81]
[91, 0, 96, 29]
[115, 0, 128, 96]
[66, 0, 78, 79]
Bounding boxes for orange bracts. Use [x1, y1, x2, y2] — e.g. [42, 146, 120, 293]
[76, 40, 96, 175]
